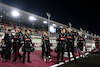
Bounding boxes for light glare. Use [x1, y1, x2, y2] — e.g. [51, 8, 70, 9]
[53, 24, 56, 26]
[0, 15, 3, 17]
[29, 16, 36, 21]
[11, 11, 20, 17]
[60, 26, 63, 28]
[43, 21, 47, 24]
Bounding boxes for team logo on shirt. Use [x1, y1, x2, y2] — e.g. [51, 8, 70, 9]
[66, 36, 73, 39]
[24, 38, 30, 41]
[79, 38, 84, 40]
[60, 37, 65, 40]
[14, 36, 19, 39]
[45, 38, 49, 40]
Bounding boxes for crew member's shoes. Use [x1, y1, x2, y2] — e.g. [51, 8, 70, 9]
[68, 61, 71, 63]
[48, 56, 52, 61]
[55, 62, 59, 64]
[1, 58, 3, 60]
[44, 57, 46, 62]
[27, 60, 32, 63]
[49, 59, 52, 61]
[12, 61, 16, 63]
[61, 60, 65, 62]
[1, 58, 5, 61]
[68, 60, 71, 63]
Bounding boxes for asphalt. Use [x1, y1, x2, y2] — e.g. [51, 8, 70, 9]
[60, 51, 100, 67]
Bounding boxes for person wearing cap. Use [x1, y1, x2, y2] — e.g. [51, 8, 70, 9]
[4, 29, 13, 60]
[22, 30, 34, 64]
[55, 28, 66, 64]
[41, 31, 52, 62]
[12, 27, 23, 63]
[65, 27, 77, 63]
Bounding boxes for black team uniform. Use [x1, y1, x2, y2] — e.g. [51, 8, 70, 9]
[23, 34, 33, 64]
[41, 35, 51, 61]
[12, 31, 23, 63]
[4, 31, 13, 60]
[1, 39, 6, 60]
[65, 32, 77, 63]
[95, 38, 100, 51]
[56, 33, 66, 64]
[77, 35, 85, 57]
[41, 34, 44, 59]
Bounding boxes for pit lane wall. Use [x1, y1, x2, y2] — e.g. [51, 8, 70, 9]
[0, 33, 57, 50]
[0, 33, 95, 51]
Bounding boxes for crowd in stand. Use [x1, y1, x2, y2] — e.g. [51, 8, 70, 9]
[0, 21, 57, 37]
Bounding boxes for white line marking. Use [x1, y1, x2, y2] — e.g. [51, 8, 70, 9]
[49, 53, 89, 67]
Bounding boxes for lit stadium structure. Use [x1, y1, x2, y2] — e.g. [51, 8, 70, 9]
[0, 2, 99, 40]
[0, 2, 100, 67]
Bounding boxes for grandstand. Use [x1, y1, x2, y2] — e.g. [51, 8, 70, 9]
[0, 2, 100, 67]
[0, 2, 99, 39]
[0, 2, 99, 50]
[0, 2, 99, 49]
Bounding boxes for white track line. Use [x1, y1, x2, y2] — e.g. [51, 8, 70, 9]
[49, 53, 89, 67]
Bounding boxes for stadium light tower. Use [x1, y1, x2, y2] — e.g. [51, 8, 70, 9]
[94, 34, 96, 38]
[69, 22, 72, 31]
[46, 13, 51, 37]
[87, 31, 89, 39]
[80, 28, 83, 33]
[69, 22, 72, 28]
[11, 11, 20, 17]
[91, 33, 93, 40]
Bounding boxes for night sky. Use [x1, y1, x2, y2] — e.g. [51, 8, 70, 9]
[0, 0, 100, 35]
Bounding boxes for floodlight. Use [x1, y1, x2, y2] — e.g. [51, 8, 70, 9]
[52, 24, 56, 26]
[11, 11, 20, 17]
[29, 16, 36, 21]
[60, 26, 63, 28]
[0, 15, 3, 17]
[43, 21, 47, 24]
